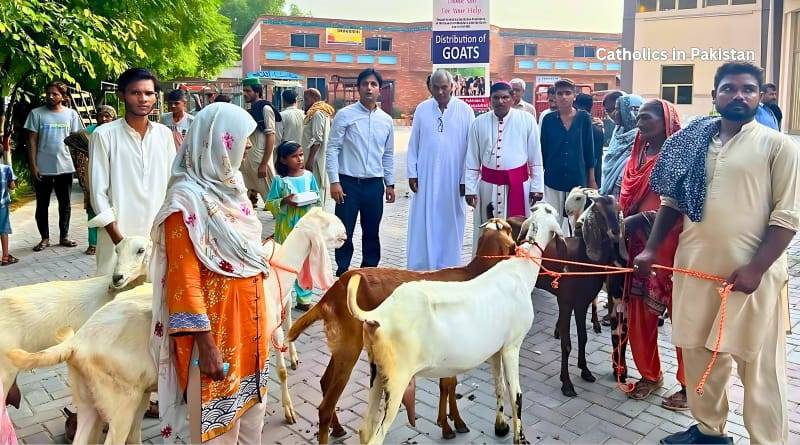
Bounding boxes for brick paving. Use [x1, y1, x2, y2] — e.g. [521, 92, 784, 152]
[1, 128, 799, 444]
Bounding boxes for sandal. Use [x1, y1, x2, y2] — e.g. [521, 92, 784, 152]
[1, 255, 18, 266]
[662, 388, 690, 411]
[85, 246, 96, 255]
[33, 239, 50, 252]
[628, 376, 664, 400]
[59, 238, 78, 247]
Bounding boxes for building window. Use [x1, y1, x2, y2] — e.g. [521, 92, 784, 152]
[514, 43, 538, 56]
[704, 0, 729, 6]
[606, 63, 622, 71]
[594, 83, 609, 91]
[290, 33, 320, 48]
[555, 61, 570, 70]
[519, 60, 535, 69]
[537, 60, 553, 69]
[378, 55, 398, 65]
[706, 0, 756, 4]
[572, 61, 588, 70]
[307, 77, 327, 100]
[357, 54, 375, 64]
[661, 65, 694, 104]
[574, 46, 597, 58]
[365, 37, 392, 51]
[335, 54, 354, 63]
[638, 0, 657, 12]
[289, 52, 310, 62]
[640, 0, 702, 10]
[730, 0, 756, 4]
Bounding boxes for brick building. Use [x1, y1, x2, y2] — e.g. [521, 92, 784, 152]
[242, 15, 622, 114]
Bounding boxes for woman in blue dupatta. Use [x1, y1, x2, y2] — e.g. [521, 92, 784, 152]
[600, 94, 644, 197]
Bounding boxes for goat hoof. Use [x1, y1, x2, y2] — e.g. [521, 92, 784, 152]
[495, 422, 510, 437]
[593, 323, 602, 334]
[284, 407, 297, 424]
[331, 427, 347, 438]
[290, 361, 298, 371]
[581, 369, 596, 383]
[561, 385, 578, 397]
[455, 423, 470, 434]
[442, 429, 456, 440]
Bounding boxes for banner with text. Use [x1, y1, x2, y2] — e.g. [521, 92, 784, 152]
[432, 0, 490, 110]
[326, 28, 362, 45]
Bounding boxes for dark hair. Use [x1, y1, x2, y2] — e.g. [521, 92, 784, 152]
[117, 68, 160, 94]
[762, 82, 777, 92]
[274, 141, 302, 177]
[554, 78, 576, 92]
[45, 81, 69, 96]
[574, 93, 594, 112]
[546, 86, 556, 96]
[247, 83, 264, 97]
[357, 68, 383, 88]
[165, 89, 186, 103]
[713, 62, 763, 90]
[281, 89, 298, 105]
[213, 94, 231, 103]
[602, 90, 625, 107]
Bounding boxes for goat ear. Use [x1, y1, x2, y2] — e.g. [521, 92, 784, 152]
[516, 219, 532, 244]
[582, 210, 605, 262]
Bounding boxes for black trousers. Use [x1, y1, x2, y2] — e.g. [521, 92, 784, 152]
[34, 173, 72, 240]
[334, 175, 384, 275]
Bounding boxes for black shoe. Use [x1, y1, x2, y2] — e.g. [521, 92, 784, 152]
[335, 269, 347, 277]
[295, 302, 311, 312]
[660, 425, 733, 444]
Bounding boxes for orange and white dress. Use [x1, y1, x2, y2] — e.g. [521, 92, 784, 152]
[163, 212, 269, 442]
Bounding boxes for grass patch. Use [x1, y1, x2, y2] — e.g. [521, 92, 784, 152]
[8, 181, 35, 212]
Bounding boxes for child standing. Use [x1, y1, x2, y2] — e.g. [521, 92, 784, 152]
[1, 163, 18, 266]
[266, 141, 320, 311]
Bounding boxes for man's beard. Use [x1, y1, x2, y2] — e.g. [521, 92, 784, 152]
[717, 101, 756, 121]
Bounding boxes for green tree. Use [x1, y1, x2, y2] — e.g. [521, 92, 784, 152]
[221, 0, 310, 44]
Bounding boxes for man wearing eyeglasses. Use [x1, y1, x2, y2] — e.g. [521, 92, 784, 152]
[406, 69, 475, 271]
[465, 81, 544, 252]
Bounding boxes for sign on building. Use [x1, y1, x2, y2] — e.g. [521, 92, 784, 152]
[326, 28, 362, 45]
[432, 0, 491, 110]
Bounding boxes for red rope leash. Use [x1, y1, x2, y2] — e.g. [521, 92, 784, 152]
[480, 251, 733, 396]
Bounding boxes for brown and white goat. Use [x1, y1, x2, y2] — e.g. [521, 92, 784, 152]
[287, 219, 517, 443]
[511, 194, 627, 397]
[348, 204, 562, 445]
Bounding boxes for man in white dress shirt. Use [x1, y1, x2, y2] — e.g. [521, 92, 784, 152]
[89, 68, 176, 275]
[406, 69, 474, 271]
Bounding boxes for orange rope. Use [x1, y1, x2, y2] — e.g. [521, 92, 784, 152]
[480, 250, 733, 396]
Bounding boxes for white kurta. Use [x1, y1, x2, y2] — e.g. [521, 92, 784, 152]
[89, 118, 176, 275]
[465, 109, 544, 249]
[406, 98, 475, 271]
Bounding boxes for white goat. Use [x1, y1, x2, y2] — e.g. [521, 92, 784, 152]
[347, 203, 563, 445]
[8, 208, 346, 444]
[0, 236, 152, 406]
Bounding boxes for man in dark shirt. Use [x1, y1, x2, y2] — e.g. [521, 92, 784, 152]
[575, 93, 604, 188]
[761, 82, 783, 129]
[540, 78, 596, 233]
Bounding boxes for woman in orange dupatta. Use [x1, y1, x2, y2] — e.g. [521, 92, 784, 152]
[617, 99, 688, 410]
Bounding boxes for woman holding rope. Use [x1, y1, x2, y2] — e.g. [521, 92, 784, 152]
[616, 99, 687, 410]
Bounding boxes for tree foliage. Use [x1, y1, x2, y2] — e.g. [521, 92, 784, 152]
[221, 0, 310, 43]
[0, 0, 144, 97]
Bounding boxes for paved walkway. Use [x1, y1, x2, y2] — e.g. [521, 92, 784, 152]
[2, 128, 799, 444]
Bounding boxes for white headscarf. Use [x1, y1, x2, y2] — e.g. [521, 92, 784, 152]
[149, 103, 268, 442]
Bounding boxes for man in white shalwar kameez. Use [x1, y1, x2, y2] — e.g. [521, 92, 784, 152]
[89, 68, 175, 276]
[465, 81, 544, 251]
[635, 62, 797, 445]
[407, 70, 475, 271]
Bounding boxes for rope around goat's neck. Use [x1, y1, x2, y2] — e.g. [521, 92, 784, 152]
[479, 252, 733, 396]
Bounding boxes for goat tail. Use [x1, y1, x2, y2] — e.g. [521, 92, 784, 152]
[346, 274, 373, 323]
[287, 302, 321, 342]
[7, 340, 74, 370]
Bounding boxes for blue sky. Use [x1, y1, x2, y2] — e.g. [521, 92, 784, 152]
[288, 0, 623, 33]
